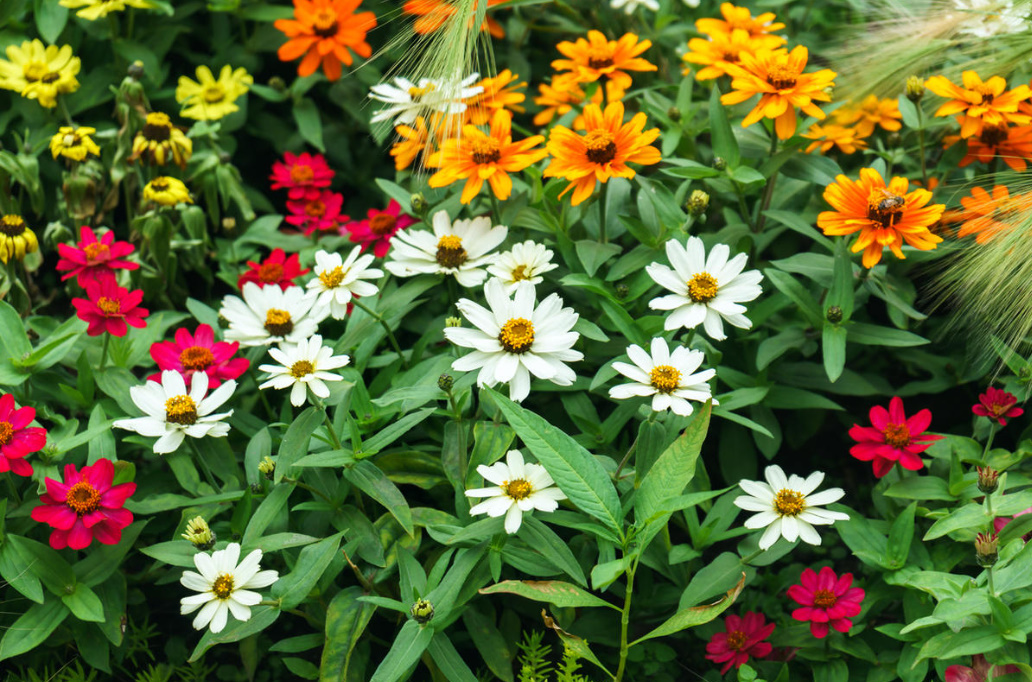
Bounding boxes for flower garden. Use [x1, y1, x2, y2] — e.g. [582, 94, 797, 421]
[2, 0, 1032, 680]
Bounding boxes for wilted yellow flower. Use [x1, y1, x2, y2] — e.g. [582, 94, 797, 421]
[130, 112, 193, 168]
[143, 177, 192, 206]
[0, 215, 39, 264]
[0, 40, 80, 108]
[50, 126, 101, 162]
[176, 65, 253, 121]
[59, 0, 156, 20]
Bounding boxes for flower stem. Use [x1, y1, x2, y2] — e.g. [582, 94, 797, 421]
[916, 106, 928, 187]
[740, 547, 764, 566]
[987, 566, 996, 597]
[351, 298, 408, 369]
[599, 181, 610, 244]
[189, 440, 220, 491]
[752, 131, 780, 234]
[283, 476, 335, 505]
[98, 334, 111, 371]
[4, 472, 22, 505]
[57, 97, 74, 127]
[614, 557, 639, 682]
[312, 398, 344, 451]
[982, 423, 996, 463]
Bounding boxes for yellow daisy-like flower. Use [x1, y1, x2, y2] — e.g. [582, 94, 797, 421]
[803, 123, 866, 155]
[130, 112, 193, 168]
[143, 177, 192, 206]
[50, 126, 102, 162]
[0, 40, 80, 109]
[176, 66, 253, 121]
[59, 0, 156, 20]
[0, 215, 39, 264]
[832, 95, 902, 138]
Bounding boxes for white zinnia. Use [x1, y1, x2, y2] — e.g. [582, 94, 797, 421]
[646, 237, 763, 341]
[180, 542, 279, 634]
[220, 282, 328, 347]
[610, 0, 659, 13]
[386, 210, 507, 288]
[258, 335, 350, 407]
[733, 465, 849, 550]
[444, 279, 582, 402]
[487, 240, 559, 294]
[609, 337, 717, 417]
[466, 450, 567, 534]
[368, 72, 483, 126]
[953, 0, 1029, 38]
[113, 370, 235, 454]
[306, 247, 383, 320]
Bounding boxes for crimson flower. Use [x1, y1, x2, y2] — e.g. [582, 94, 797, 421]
[705, 611, 775, 674]
[993, 506, 1032, 537]
[945, 655, 1021, 682]
[237, 248, 310, 291]
[270, 151, 334, 200]
[30, 458, 135, 550]
[0, 393, 45, 477]
[72, 279, 149, 337]
[342, 199, 418, 258]
[973, 386, 1024, 426]
[149, 324, 250, 389]
[56, 225, 138, 287]
[787, 566, 865, 638]
[285, 190, 348, 236]
[848, 396, 944, 478]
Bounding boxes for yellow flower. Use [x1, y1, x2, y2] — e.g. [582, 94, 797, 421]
[803, 123, 866, 155]
[59, 0, 156, 20]
[0, 215, 39, 264]
[176, 65, 253, 121]
[143, 177, 192, 206]
[50, 126, 102, 162]
[131, 112, 193, 168]
[0, 40, 80, 109]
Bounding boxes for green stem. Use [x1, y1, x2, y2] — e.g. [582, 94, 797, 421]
[752, 131, 780, 234]
[4, 472, 22, 505]
[916, 106, 928, 187]
[489, 193, 502, 222]
[613, 437, 638, 482]
[190, 441, 219, 491]
[313, 399, 344, 451]
[599, 181, 609, 244]
[98, 334, 111, 371]
[614, 558, 639, 682]
[740, 547, 764, 566]
[987, 566, 996, 597]
[283, 476, 335, 505]
[351, 299, 409, 369]
[57, 97, 74, 126]
[982, 423, 996, 463]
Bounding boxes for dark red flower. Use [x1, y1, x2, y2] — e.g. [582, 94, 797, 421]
[30, 458, 135, 550]
[787, 566, 865, 638]
[56, 225, 138, 287]
[237, 248, 310, 291]
[285, 190, 348, 236]
[270, 151, 335, 200]
[973, 386, 1024, 426]
[848, 396, 944, 478]
[342, 199, 418, 258]
[148, 324, 250, 389]
[705, 611, 775, 674]
[0, 393, 45, 477]
[72, 278, 149, 337]
[945, 655, 1021, 682]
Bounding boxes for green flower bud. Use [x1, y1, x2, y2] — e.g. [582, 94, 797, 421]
[615, 283, 629, 299]
[438, 374, 454, 391]
[182, 516, 216, 551]
[975, 532, 998, 567]
[712, 156, 727, 171]
[258, 456, 276, 480]
[127, 60, 145, 80]
[976, 466, 999, 495]
[410, 193, 428, 214]
[686, 189, 710, 217]
[826, 306, 843, 324]
[667, 107, 682, 122]
[905, 76, 925, 102]
[410, 598, 434, 625]
[268, 76, 286, 92]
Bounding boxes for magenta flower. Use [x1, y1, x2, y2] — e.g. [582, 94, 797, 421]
[270, 151, 334, 200]
[973, 386, 1024, 426]
[343, 199, 417, 258]
[787, 566, 865, 638]
[945, 655, 1021, 682]
[285, 190, 348, 236]
[237, 248, 310, 291]
[148, 324, 250, 389]
[0, 393, 46, 477]
[30, 458, 136, 550]
[848, 396, 944, 478]
[705, 611, 775, 674]
[72, 278, 149, 337]
[56, 225, 138, 287]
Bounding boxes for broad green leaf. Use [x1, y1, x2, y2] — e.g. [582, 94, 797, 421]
[884, 476, 954, 501]
[915, 625, 1006, 664]
[275, 407, 324, 482]
[293, 97, 325, 151]
[360, 407, 436, 456]
[343, 460, 413, 536]
[709, 86, 739, 167]
[636, 403, 711, 525]
[5, 534, 76, 597]
[764, 269, 824, 327]
[73, 521, 147, 587]
[61, 582, 105, 622]
[631, 573, 745, 646]
[886, 502, 916, 569]
[242, 483, 295, 548]
[141, 540, 200, 568]
[369, 620, 433, 682]
[462, 606, 515, 682]
[273, 531, 345, 610]
[320, 586, 377, 682]
[827, 238, 855, 321]
[822, 324, 847, 383]
[923, 503, 987, 540]
[0, 598, 69, 661]
[189, 605, 280, 661]
[0, 541, 44, 603]
[519, 516, 587, 587]
[426, 633, 478, 682]
[847, 323, 928, 347]
[479, 580, 617, 610]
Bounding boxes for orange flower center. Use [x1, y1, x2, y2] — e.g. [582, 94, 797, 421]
[726, 630, 747, 650]
[867, 190, 906, 228]
[180, 346, 215, 371]
[0, 421, 12, 446]
[687, 272, 718, 303]
[97, 297, 121, 316]
[813, 589, 838, 609]
[83, 242, 110, 262]
[499, 317, 535, 353]
[773, 489, 805, 516]
[212, 573, 235, 599]
[258, 262, 284, 283]
[290, 360, 314, 378]
[369, 213, 397, 235]
[587, 48, 614, 69]
[649, 365, 682, 393]
[504, 478, 533, 500]
[319, 265, 345, 288]
[305, 200, 327, 218]
[290, 165, 314, 184]
[65, 481, 102, 515]
[436, 235, 467, 268]
[0, 215, 27, 237]
[471, 137, 502, 165]
[584, 130, 617, 164]
[312, 9, 339, 37]
[165, 394, 198, 425]
[882, 422, 911, 448]
[767, 65, 798, 90]
[264, 308, 294, 336]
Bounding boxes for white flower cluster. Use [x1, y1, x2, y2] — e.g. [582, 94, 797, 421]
[952, 0, 1030, 38]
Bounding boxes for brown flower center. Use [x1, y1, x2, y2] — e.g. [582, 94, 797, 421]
[981, 123, 1007, 146]
[687, 272, 719, 303]
[41, 71, 61, 84]
[97, 297, 121, 316]
[290, 360, 314, 378]
[435, 235, 468, 268]
[165, 394, 198, 425]
[142, 116, 173, 142]
[587, 48, 614, 69]
[305, 200, 327, 218]
[369, 213, 397, 235]
[0, 215, 27, 237]
[767, 65, 798, 90]
[212, 573, 235, 599]
[83, 242, 110, 262]
[867, 190, 906, 227]
[649, 365, 681, 393]
[319, 265, 345, 289]
[202, 85, 225, 104]
[258, 262, 284, 283]
[312, 9, 339, 37]
[882, 422, 911, 449]
[726, 630, 747, 650]
[65, 481, 102, 515]
[23, 62, 48, 82]
[504, 478, 533, 500]
[180, 346, 215, 371]
[584, 130, 617, 164]
[471, 137, 502, 165]
[290, 165, 315, 184]
[264, 308, 294, 336]
[773, 489, 806, 516]
[150, 178, 170, 192]
[0, 421, 13, 446]
[499, 317, 535, 353]
[974, 85, 995, 104]
[813, 589, 838, 609]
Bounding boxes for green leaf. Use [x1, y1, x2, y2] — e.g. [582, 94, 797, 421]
[73, 521, 147, 587]
[763, 269, 823, 327]
[360, 407, 436, 455]
[319, 586, 377, 682]
[189, 605, 280, 661]
[241, 483, 295, 549]
[884, 475, 954, 501]
[575, 239, 622, 278]
[923, 503, 987, 540]
[886, 502, 916, 568]
[426, 633, 478, 682]
[847, 323, 928, 347]
[518, 516, 587, 586]
[275, 407, 324, 483]
[636, 403, 711, 525]
[479, 580, 617, 610]
[0, 300, 30, 386]
[827, 238, 855, 321]
[34, 0, 68, 47]
[915, 625, 1006, 665]
[631, 573, 745, 646]
[61, 582, 105, 622]
[461, 606, 515, 682]
[273, 531, 344, 610]
[5, 535, 76, 597]
[709, 86, 739, 167]
[369, 620, 433, 682]
[763, 210, 835, 252]
[0, 541, 44, 603]
[0, 598, 69, 661]
[293, 98, 325, 152]
[344, 461, 414, 536]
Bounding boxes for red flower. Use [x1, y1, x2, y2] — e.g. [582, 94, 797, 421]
[945, 655, 1021, 682]
[342, 199, 418, 258]
[285, 190, 348, 236]
[269, 151, 335, 201]
[848, 396, 944, 478]
[72, 279, 149, 337]
[787, 566, 865, 638]
[56, 226, 138, 287]
[0, 393, 45, 477]
[993, 506, 1032, 537]
[149, 324, 250, 389]
[30, 458, 135, 550]
[973, 386, 1024, 426]
[705, 611, 775, 674]
[237, 248, 310, 290]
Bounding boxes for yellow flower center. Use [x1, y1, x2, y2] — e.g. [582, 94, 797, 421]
[290, 360, 314, 378]
[687, 272, 718, 303]
[83, 242, 110, 262]
[312, 8, 339, 37]
[813, 589, 838, 608]
[165, 394, 198, 426]
[264, 308, 294, 336]
[65, 481, 102, 515]
[369, 213, 396, 235]
[649, 365, 681, 393]
[290, 165, 314, 184]
[726, 630, 747, 650]
[258, 263, 284, 283]
[767, 65, 798, 90]
[499, 317, 534, 353]
[0, 215, 27, 237]
[319, 265, 345, 289]
[212, 573, 235, 600]
[471, 136, 502, 165]
[408, 84, 437, 99]
[882, 422, 911, 449]
[511, 264, 529, 281]
[435, 235, 468, 268]
[504, 478, 533, 500]
[867, 189, 906, 228]
[0, 421, 12, 446]
[180, 346, 215, 371]
[202, 85, 225, 104]
[584, 130, 617, 164]
[773, 489, 806, 516]
[97, 296, 121, 316]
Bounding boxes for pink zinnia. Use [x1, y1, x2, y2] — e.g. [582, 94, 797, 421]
[30, 458, 135, 550]
[270, 151, 335, 200]
[343, 199, 417, 258]
[945, 655, 1021, 682]
[237, 248, 310, 290]
[973, 386, 1024, 426]
[0, 393, 46, 477]
[993, 506, 1032, 537]
[787, 566, 865, 638]
[285, 190, 348, 236]
[56, 225, 138, 287]
[705, 612, 775, 674]
[72, 279, 149, 337]
[848, 396, 944, 478]
[149, 324, 250, 389]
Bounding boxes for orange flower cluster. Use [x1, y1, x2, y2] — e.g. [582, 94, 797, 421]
[550, 31, 656, 102]
[803, 95, 902, 155]
[942, 185, 1032, 244]
[682, 3, 785, 81]
[403, 0, 508, 39]
[274, 0, 376, 81]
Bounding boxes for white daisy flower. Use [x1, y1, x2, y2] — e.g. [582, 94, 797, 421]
[610, 0, 659, 13]
[385, 210, 507, 288]
[113, 370, 235, 454]
[487, 240, 559, 294]
[179, 542, 279, 634]
[305, 247, 383, 320]
[646, 237, 763, 341]
[219, 282, 328, 347]
[258, 335, 350, 407]
[609, 337, 717, 417]
[466, 450, 567, 534]
[733, 465, 849, 550]
[368, 72, 483, 126]
[444, 278, 582, 402]
[953, 0, 1029, 38]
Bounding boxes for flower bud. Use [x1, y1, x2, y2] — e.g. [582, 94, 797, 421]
[268, 76, 286, 92]
[976, 466, 999, 495]
[615, 283, 629, 299]
[182, 516, 216, 551]
[686, 189, 710, 217]
[410, 598, 434, 625]
[410, 193, 428, 214]
[1019, 366, 1032, 384]
[975, 531, 998, 567]
[438, 374, 454, 391]
[826, 306, 843, 324]
[222, 217, 237, 232]
[667, 106, 682, 122]
[127, 60, 145, 81]
[445, 316, 462, 328]
[906, 76, 924, 102]
[712, 156, 727, 171]
[258, 456, 276, 480]
[218, 152, 232, 165]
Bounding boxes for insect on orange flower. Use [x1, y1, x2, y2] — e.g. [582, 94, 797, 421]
[274, 0, 377, 81]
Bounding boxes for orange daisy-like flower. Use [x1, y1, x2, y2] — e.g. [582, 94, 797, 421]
[832, 94, 902, 138]
[682, 28, 785, 81]
[391, 117, 431, 171]
[721, 46, 836, 140]
[465, 70, 526, 125]
[696, 3, 785, 39]
[551, 31, 656, 100]
[426, 110, 548, 204]
[532, 77, 603, 128]
[403, 0, 507, 39]
[543, 101, 660, 206]
[946, 185, 1032, 244]
[803, 123, 866, 155]
[925, 71, 1031, 138]
[274, 0, 377, 81]
[817, 168, 945, 268]
[945, 122, 1032, 172]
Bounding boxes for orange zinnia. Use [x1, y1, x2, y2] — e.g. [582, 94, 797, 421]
[551, 31, 656, 100]
[543, 101, 660, 206]
[275, 0, 376, 81]
[426, 110, 547, 204]
[945, 122, 1032, 171]
[803, 123, 866, 155]
[682, 28, 784, 81]
[532, 77, 603, 128]
[403, 0, 507, 38]
[817, 168, 945, 268]
[696, 3, 785, 39]
[832, 95, 902, 138]
[391, 117, 430, 171]
[925, 71, 1031, 138]
[947, 185, 1032, 244]
[465, 70, 526, 125]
